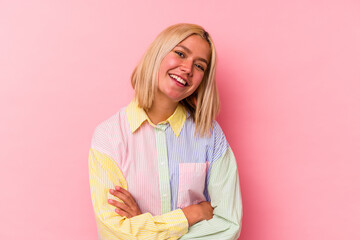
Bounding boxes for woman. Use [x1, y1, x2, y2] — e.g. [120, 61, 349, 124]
[89, 23, 242, 240]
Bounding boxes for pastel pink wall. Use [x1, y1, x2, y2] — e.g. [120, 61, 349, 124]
[1, 0, 359, 239]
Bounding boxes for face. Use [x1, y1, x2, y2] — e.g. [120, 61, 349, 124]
[157, 34, 211, 105]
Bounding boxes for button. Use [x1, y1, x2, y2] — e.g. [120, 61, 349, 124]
[156, 124, 168, 131]
[161, 162, 165, 165]
[163, 194, 167, 198]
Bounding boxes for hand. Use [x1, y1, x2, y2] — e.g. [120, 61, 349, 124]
[108, 186, 142, 218]
[181, 201, 214, 227]
[198, 201, 214, 220]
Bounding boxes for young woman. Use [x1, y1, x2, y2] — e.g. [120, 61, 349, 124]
[89, 23, 242, 240]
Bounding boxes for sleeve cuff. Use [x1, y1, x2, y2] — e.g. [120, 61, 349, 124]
[160, 209, 189, 239]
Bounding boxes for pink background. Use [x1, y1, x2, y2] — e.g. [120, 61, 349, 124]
[1, 0, 359, 239]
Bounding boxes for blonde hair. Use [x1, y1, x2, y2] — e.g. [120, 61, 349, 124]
[131, 23, 219, 136]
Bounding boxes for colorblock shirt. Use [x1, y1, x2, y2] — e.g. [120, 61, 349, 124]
[89, 100, 242, 240]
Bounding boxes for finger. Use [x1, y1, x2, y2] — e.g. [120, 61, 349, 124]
[115, 208, 131, 218]
[108, 199, 130, 211]
[110, 187, 142, 216]
[111, 187, 135, 207]
[115, 186, 138, 207]
[108, 199, 136, 218]
[109, 189, 129, 204]
[115, 187, 142, 215]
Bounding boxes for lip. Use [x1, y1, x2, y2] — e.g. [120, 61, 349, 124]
[169, 73, 189, 86]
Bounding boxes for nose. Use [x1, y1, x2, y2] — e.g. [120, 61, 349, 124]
[180, 59, 193, 75]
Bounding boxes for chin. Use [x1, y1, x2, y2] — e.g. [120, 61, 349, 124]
[164, 93, 185, 103]
[169, 97, 183, 103]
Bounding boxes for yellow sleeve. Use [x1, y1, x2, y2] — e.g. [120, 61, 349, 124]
[89, 148, 189, 240]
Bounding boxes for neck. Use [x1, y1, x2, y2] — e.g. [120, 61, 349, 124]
[146, 94, 178, 125]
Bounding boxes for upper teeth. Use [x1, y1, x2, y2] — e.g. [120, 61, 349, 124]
[170, 74, 186, 85]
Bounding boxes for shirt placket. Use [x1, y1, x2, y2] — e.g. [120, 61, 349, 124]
[154, 123, 172, 214]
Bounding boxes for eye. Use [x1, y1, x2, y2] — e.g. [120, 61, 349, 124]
[175, 51, 185, 58]
[195, 64, 205, 72]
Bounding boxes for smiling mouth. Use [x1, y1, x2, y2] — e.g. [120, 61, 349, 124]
[169, 74, 187, 86]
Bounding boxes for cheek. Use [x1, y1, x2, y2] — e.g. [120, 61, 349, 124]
[161, 56, 179, 71]
[193, 73, 204, 87]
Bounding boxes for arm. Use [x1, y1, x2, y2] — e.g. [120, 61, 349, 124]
[108, 186, 214, 227]
[89, 148, 188, 240]
[179, 147, 243, 240]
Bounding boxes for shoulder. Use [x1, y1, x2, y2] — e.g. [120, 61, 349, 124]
[92, 110, 121, 141]
[90, 107, 128, 155]
[209, 121, 229, 162]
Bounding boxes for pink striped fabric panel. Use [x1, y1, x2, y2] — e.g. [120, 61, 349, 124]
[91, 108, 161, 215]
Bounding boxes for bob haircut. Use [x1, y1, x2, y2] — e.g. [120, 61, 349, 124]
[131, 23, 219, 137]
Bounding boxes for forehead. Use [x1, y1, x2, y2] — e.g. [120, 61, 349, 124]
[175, 35, 211, 62]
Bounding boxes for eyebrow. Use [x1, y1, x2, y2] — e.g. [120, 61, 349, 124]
[177, 45, 209, 65]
